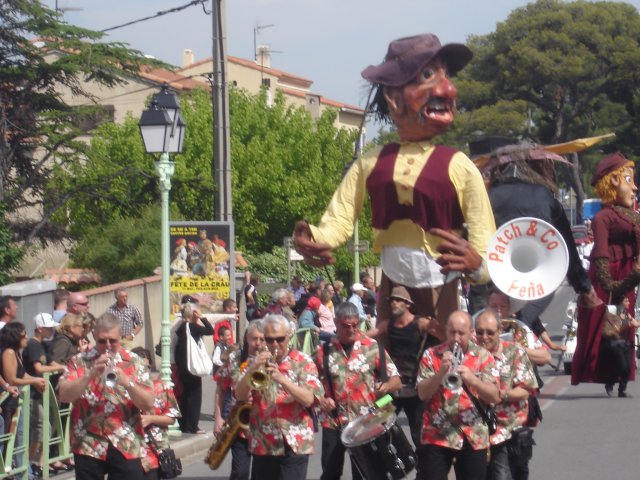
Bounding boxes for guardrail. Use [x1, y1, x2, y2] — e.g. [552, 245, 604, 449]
[0, 373, 72, 480]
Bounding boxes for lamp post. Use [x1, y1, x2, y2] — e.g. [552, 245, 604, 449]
[139, 84, 185, 436]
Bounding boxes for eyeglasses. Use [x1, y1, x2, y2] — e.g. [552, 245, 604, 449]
[475, 329, 497, 337]
[339, 322, 359, 330]
[264, 336, 286, 344]
[96, 337, 120, 345]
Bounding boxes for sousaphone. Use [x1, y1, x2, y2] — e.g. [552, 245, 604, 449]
[487, 217, 569, 301]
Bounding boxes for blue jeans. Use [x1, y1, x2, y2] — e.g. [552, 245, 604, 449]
[488, 442, 512, 480]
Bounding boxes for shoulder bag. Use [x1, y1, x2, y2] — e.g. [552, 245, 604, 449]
[186, 323, 213, 376]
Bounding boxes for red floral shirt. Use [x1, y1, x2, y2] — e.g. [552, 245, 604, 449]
[61, 348, 153, 460]
[247, 349, 324, 456]
[491, 341, 538, 445]
[417, 341, 498, 450]
[141, 379, 181, 472]
[315, 334, 399, 429]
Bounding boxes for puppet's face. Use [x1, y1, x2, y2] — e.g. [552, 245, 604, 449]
[612, 167, 637, 208]
[383, 57, 457, 142]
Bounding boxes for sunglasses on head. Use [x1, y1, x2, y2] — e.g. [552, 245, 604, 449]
[264, 336, 286, 344]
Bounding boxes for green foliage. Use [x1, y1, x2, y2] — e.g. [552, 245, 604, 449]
[0, 0, 159, 245]
[0, 204, 26, 284]
[243, 246, 338, 284]
[69, 205, 162, 284]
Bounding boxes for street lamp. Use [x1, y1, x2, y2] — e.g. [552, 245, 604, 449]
[139, 84, 185, 435]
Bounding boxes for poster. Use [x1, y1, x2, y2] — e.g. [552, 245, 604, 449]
[169, 221, 234, 315]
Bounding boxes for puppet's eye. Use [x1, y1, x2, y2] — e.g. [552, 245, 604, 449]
[624, 175, 632, 184]
[421, 68, 436, 80]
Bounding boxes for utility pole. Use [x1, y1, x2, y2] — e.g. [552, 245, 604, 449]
[211, 0, 232, 222]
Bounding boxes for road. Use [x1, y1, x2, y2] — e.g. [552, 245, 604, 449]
[180, 285, 640, 479]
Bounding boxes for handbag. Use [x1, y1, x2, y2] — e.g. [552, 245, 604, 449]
[602, 303, 623, 339]
[157, 447, 183, 479]
[186, 323, 213, 376]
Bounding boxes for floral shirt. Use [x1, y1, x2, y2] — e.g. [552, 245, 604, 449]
[248, 349, 324, 456]
[61, 348, 153, 460]
[491, 341, 538, 445]
[141, 379, 181, 472]
[417, 341, 498, 450]
[314, 334, 400, 429]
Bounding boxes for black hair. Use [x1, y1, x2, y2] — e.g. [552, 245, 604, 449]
[0, 296, 15, 317]
[0, 322, 26, 351]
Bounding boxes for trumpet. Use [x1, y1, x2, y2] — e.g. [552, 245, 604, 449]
[442, 342, 463, 390]
[248, 348, 278, 390]
[103, 356, 118, 388]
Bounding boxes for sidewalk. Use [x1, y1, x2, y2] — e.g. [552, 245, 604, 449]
[56, 375, 218, 479]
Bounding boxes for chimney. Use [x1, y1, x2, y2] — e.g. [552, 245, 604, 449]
[255, 45, 271, 68]
[182, 48, 194, 68]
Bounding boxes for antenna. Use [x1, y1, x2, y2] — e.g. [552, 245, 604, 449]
[253, 23, 274, 61]
[55, 0, 83, 14]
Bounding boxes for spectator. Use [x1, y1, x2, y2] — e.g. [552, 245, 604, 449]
[348, 283, 369, 323]
[66, 292, 90, 315]
[360, 272, 378, 319]
[23, 313, 65, 476]
[132, 347, 180, 480]
[174, 303, 213, 434]
[0, 295, 18, 330]
[53, 289, 70, 324]
[212, 326, 233, 375]
[318, 289, 336, 342]
[0, 322, 47, 470]
[106, 289, 143, 349]
[288, 275, 306, 302]
[244, 274, 261, 321]
[332, 281, 345, 307]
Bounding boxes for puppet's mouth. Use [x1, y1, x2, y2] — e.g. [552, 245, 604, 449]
[423, 98, 455, 124]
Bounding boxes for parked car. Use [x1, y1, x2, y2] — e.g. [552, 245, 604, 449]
[571, 225, 591, 246]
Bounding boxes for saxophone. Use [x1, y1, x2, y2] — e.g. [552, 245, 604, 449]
[501, 319, 531, 348]
[205, 402, 252, 469]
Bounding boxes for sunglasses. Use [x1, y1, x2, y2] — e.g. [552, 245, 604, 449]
[264, 336, 286, 344]
[475, 329, 497, 337]
[96, 337, 120, 345]
[339, 322, 359, 330]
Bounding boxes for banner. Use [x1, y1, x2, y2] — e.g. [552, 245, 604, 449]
[169, 222, 234, 315]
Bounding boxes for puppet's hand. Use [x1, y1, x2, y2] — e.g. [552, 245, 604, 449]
[431, 228, 482, 275]
[577, 287, 602, 309]
[293, 221, 335, 267]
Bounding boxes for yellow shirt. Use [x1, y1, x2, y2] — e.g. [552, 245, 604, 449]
[310, 141, 496, 283]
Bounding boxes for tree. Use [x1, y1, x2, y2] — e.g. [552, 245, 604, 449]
[0, 0, 156, 247]
[69, 205, 162, 284]
[61, 87, 364, 281]
[446, 0, 640, 222]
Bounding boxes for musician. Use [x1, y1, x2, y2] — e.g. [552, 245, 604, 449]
[215, 319, 265, 480]
[235, 314, 324, 480]
[316, 302, 401, 480]
[366, 286, 438, 448]
[416, 310, 499, 480]
[294, 33, 496, 341]
[58, 313, 154, 480]
[474, 309, 538, 480]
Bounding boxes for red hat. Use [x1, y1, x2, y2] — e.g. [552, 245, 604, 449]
[307, 296, 321, 310]
[592, 152, 632, 186]
[361, 33, 472, 87]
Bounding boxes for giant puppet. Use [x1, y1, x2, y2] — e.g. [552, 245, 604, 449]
[572, 152, 640, 396]
[293, 33, 496, 340]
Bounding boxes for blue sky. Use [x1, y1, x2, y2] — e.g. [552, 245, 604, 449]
[49, 0, 640, 111]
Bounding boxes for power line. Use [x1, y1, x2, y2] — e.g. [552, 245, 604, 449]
[100, 0, 208, 33]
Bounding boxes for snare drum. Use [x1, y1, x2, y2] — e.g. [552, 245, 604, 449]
[341, 411, 416, 480]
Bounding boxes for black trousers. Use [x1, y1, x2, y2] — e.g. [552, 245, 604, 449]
[75, 444, 144, 480]
[230, 437, 253, 480]
[251, 445, 308, 480]
[417, 439, 487, 480]
[320, 427, 362, 480]
[177, 369, 202, 433]
[393, 395, 423, 449]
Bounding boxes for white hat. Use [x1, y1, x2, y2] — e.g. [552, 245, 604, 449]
[351, 283, 367, 292]
[34, 313, 56, 328]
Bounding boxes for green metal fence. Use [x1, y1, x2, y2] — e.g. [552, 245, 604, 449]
[0, 373, 72, 479]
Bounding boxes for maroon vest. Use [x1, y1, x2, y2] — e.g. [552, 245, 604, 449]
[366, 144, 464, 231]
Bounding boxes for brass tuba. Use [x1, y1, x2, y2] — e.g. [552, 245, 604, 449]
[205, 402, 252, 469]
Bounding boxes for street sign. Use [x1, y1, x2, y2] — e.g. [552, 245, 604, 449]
[347, 240, 370, 253]
[284, 237, 304, 261]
